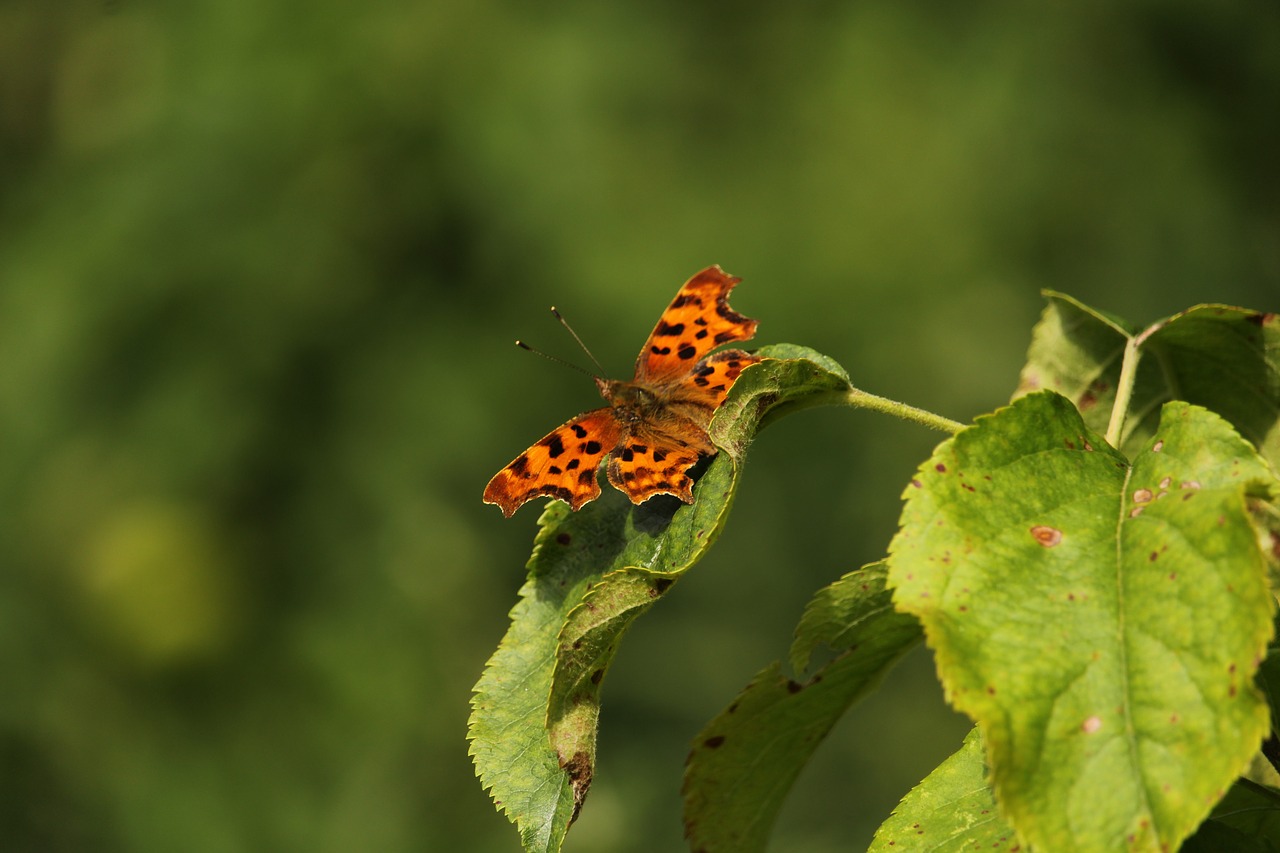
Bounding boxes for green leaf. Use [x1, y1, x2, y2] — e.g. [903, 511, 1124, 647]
[469, 346, 852, 852]
[1183, 777, 1280, 852]
[1259, 646, 1280, 753]
[1016, 291, 1136, 418]
[868, 727, 1014, 852]
[709, 343, 853, 460]
[887, 391, 1277, 853]
[1179, 820, 1274, 853]
[1017, 293, 1280, 466]
[683, 563, 922, 853]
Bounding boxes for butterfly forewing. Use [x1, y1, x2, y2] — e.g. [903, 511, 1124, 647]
[634, 266, 758, 385]
[668, 349, 763, 413]
[483, 408, 622, 518]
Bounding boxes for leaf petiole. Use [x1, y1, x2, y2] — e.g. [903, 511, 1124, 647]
[1105, 320, 1165, 447]
[773, 387, 965, 434]
[844, 388, 965, 433]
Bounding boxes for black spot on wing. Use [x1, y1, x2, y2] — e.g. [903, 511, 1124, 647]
[539, 485, 574, 502]
[544, 435, 566, 458]
[655, 321, 684, 336]
[584, 440, 602, 455]
[651, 345, 671, 356]
[571, 423, 588, 439]
[677, 344, 697, 360]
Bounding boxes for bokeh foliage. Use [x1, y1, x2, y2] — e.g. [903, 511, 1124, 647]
[1, 1, 1276, 851]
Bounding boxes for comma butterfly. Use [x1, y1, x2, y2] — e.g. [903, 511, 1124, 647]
[483, 265, 762, 517]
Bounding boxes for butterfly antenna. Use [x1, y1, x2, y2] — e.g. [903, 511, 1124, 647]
[550, 307, 608, 377]
[514, 340, 600, 380]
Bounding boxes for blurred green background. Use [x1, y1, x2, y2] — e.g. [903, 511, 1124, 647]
[2, 1, 1276, 851]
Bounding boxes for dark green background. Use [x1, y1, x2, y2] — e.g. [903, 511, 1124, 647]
[2, 2, 1276, 851]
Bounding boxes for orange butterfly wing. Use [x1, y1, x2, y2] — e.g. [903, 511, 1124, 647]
[482, 408, 623, 518]
[634, 265, 758, 385]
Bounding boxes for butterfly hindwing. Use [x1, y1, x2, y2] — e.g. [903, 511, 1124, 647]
[483, 408, 623, 518]
[605, 432, 703, 506]
[634, 265, 758, 385]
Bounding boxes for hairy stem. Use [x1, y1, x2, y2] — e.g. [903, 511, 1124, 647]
[769, 388, 964, 434]
[845, 389, 966, 433]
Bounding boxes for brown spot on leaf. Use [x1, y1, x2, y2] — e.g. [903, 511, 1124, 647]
[590, 669, 604, 685]
[935, 463, 947, 473]
[557, 533, 572, 546]
[1133, 489, 1153, 504]
[704, 735, 725, 748]
[559, 750, 594, 822]
[1031, 526, 1063, 547]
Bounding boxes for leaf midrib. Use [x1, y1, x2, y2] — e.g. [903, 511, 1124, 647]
[1112, 459, 1158, 850]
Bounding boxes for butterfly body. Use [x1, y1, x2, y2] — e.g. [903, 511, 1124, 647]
[484, 266, 761, 518]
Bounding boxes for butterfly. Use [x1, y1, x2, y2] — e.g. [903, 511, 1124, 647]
[483, 265, 762, 517]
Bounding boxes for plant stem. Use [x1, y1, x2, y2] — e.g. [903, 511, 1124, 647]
[770, 387, 964, 433]
[1106, 322, 1161, 447]
[752, 387, 964, 437]
[844, 389, 966, 433]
